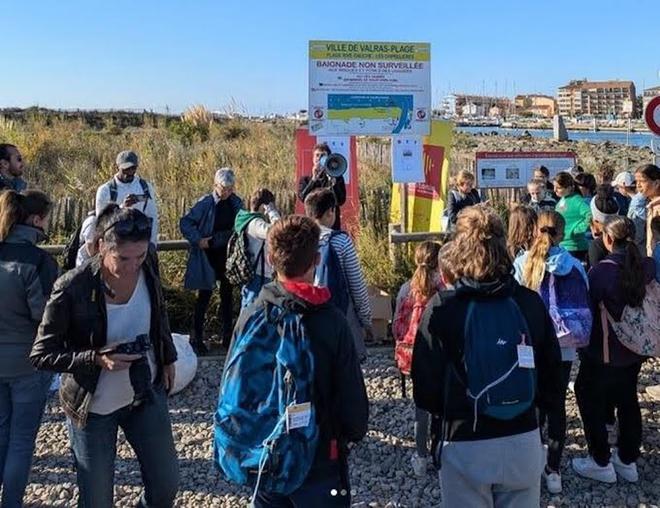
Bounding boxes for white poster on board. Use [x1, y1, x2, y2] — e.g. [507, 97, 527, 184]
[309, 40, 431, 136]
[475, 152, 577, 188]
[392, 136, 424, 183]
[317, 136, 351, 184]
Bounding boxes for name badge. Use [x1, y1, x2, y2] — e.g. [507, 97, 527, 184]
[286, 402, 311, 432]
[517, 344, 535, 369]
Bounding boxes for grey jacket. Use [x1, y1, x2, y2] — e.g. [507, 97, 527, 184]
[0, 225, 59, 377]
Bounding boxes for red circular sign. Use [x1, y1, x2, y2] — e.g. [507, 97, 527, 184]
[645, 96, 660, 136]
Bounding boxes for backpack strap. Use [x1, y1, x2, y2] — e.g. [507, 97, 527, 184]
[138, 178, 150, 212]
[108, 178, 118, 202]
[548, 273, 558, 309]
[599, 302, 611, 364]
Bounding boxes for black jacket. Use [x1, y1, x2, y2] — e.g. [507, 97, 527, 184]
[30, 255, 177, 428]
[412, 276, 562, 441]
[298, 174, 346, 230]
[447, 189, 481, 225]
[231, 281, 368, 467]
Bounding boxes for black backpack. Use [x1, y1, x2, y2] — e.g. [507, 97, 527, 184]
[61, 224, 84, 271]
[226, 218, 264, 287]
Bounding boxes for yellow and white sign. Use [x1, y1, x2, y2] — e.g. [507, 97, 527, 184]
[308, 40, 431, 136]
[391, 120, 453, 232]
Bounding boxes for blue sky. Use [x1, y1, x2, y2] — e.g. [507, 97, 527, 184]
[3, 0, 659, 114]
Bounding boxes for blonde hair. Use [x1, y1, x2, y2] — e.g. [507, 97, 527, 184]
[410, 241, 441, 301]
[456, 170, 475, 186]
[507, 205, 538, 259]
[0, 190, 53, 241]
[442, 205, 512, 281]
[521, 211, 565, 291]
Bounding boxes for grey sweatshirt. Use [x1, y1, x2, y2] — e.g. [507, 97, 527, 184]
[0, 224, 59, 377]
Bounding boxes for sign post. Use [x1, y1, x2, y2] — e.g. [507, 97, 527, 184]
[645, 96, 660, 166]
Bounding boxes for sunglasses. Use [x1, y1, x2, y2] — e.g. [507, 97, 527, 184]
[102, 214, 152, 237]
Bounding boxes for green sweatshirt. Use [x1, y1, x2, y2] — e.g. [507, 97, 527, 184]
[234, 210, 263, 233]
[556, 193, 592, 252]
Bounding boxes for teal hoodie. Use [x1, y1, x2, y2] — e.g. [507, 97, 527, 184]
[556, 193, 592, 252]
[233, 210, 263, 233]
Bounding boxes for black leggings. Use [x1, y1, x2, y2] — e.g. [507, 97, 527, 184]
[575, 358, 642, 466]
[539, 361, 572, 471]
[193, 279, 233, 344]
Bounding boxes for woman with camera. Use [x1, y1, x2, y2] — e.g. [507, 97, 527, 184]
[31, 207, 179, 508]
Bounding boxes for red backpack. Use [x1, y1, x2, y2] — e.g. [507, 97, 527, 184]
[393, 283, 442, 375]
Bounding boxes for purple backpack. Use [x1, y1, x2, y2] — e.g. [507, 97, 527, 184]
[544, 270, 592, 349]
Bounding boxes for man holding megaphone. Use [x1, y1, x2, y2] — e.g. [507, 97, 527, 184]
[298, 142, 347, 230]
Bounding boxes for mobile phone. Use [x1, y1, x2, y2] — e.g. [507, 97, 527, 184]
[132, 194, 148, 202]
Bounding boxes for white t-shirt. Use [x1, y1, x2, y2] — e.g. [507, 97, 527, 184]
[89, 271, 155, 415]
[75, 214, 97, 267]
[95, 176, 159, 245]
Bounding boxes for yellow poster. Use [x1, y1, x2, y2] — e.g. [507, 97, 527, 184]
[390, 120, 453, 231]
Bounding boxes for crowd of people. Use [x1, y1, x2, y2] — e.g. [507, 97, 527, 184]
[0, 139, 659, 507]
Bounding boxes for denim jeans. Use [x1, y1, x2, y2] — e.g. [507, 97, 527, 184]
[0, 370, 52, 508]
[241, 274, 270, 309]
[67, 387, 179, 508]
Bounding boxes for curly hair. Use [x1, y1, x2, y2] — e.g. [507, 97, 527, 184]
[442, 205, 512, 282]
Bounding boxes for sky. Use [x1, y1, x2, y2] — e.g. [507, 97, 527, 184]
[3, 0, 660, 115]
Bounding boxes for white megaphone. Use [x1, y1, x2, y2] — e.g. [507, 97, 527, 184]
[319, 153, 348, 178]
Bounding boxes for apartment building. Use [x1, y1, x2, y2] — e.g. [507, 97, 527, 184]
[514, 94, 556, 118]
[441, 94, 512, 118]
[643, 85, 660, 114]
[557, 79, 636, 118]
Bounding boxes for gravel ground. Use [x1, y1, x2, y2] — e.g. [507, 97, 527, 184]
[24, 351, 660, 507]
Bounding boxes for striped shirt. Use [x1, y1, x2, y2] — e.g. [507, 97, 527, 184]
[319, 226, 372, 327]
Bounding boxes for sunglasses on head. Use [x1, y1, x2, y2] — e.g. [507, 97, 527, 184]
[102, 214, 152, 237]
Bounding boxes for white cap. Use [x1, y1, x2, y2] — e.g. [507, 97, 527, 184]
[611, 171, 634, 188]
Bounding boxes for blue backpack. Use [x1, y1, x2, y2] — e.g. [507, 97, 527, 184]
[314, 230, 350, 313]
[213, 301, 319, 500]
[460, 298, 536, 430]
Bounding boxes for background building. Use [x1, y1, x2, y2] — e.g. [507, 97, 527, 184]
[643, 85, 660, 115]
[441, 94, 512, 118]
[557, 79, 636, 118]
[514, 94, 556, 118]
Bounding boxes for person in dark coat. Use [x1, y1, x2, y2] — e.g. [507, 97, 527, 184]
[180, 168, 243, 353]
[298, 143, 346, 230]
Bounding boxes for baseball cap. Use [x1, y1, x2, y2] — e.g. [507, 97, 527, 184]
[116, 150, 139, 170]
[611, 171, 634, 188]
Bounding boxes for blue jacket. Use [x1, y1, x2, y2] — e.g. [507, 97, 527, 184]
[179, 193, 243, 290]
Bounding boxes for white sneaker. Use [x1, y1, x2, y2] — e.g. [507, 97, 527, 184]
[571, 456, 617, 483]
[543, 468, 562, 494]
[611, 449, 638, 482]
[411, 453, 429, 477]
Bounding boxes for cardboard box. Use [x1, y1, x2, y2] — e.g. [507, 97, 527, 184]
[368, 286, 393, 321]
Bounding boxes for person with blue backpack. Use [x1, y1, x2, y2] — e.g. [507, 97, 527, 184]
[304, 189, 372, 359]
[412, 205, 562, 508]
[513, 210, 592, 494]
[214, 215, 368, 507]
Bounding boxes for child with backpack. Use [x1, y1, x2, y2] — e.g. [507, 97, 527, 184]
[304, 189, 372, 360]
[214, 215, 368, 507]
[230, 188, 281, 308]
[446, 170, 481, 227]
[392, 241, 444, 477]
[587, 185, 620, 269]
[573, 216, 657, 484]
[513, 210, 591, 494]
[412, 205, 562, 508]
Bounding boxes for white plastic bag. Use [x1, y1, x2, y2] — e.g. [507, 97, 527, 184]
[170, 333, 198, 395]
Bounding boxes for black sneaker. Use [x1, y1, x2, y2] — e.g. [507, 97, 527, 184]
[192, 340, 209, 356]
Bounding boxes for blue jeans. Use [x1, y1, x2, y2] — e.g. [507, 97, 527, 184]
[254, 461, 350, 508]
[241, 274, 270, 309]
[0, 370, 52, 508]
[67, 387, 179, 508]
